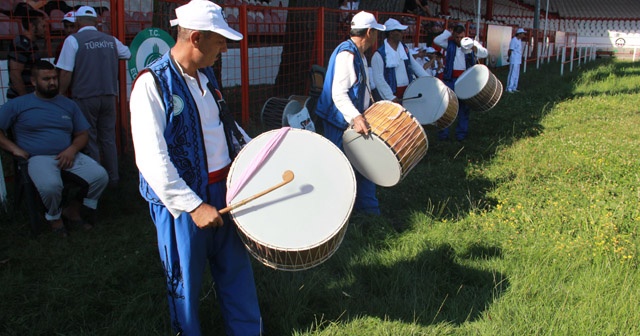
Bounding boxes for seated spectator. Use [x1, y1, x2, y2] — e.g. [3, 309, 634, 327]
[338, 0, 359, 23]
[13, 0, 72, 16]
[404, 0, 433, 17]
[6, 9, 45, 99]
[425, 21, 445, 46]
[0, 60, 108, 237]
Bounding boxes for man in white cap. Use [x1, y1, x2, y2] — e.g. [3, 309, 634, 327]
[129, 1, 260, 335]
[371, 18, 430, 103]
[56, 5, 130, 187]
[507, 28, 526, 93]
[410, 46, 424, 65]
[433, 24, 488, 141]
[423, 46, 442, 76]
[315, 11, 385, 215]
[54, 11, 77, 65]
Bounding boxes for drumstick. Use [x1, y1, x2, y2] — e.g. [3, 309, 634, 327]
[397, 93, 423, 102]
[219, 170, 295, 215]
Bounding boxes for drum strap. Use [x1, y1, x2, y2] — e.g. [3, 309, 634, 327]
[207, 82, 247, 160]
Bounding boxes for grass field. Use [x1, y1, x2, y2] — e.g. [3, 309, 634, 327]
[1, 57, 639, 335]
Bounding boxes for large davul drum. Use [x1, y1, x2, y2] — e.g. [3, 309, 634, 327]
[454, 64, 503, 112]
[342, 101, 428, 187]
[227, 129, 356, 271]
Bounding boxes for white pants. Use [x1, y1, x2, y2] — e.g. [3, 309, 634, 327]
[28, 153, 109, 221]
[507, 63, 521, 92]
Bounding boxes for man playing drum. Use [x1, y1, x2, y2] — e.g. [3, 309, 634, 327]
[129, 1, 261, 335]
[315, 11, 386, 215]
[370, 18, 431, 103]
[433, 24, 488, 141]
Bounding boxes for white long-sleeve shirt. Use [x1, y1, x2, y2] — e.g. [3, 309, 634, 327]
[370, 40, 431, 101]
[332, 50, 372, 124]
[130, 64, 250, 218]
[509, 36, 524, 65]
[433, 30, 488, 72]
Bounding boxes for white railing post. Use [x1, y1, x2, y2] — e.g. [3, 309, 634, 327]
[523, 44, 528, 73]
[578, 47, 582, 66]
[561, 46, 566, 76]
[634, 47, 637, 62]
[570, 46, 575, 72]
[536, 44, 541, 69]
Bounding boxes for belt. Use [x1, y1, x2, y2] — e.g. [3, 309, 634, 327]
[208, 164, 231, 184]
[396, 85, 408, 98]
[452, 69, 465, 78]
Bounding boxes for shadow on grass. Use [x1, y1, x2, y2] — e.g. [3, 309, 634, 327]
[252, 233, 508, 334]
[378, 58, 622, 230]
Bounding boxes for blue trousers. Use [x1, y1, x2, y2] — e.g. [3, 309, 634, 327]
[148, 181, 262, 336]
[438, 79, 471, 141]
[323, 120, 381, 215]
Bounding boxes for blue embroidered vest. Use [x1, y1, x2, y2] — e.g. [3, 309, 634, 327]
[376, 41, 414, 94]
[315, 39, 367, 130]
[135, 53, 224, 205]
[443, 39, 476, 82]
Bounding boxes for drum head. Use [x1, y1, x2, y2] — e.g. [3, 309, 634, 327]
[403, 76, 451, 125]
[342, 129, 402, 187]
[228, 129, 356, 252]
[454, 64, 490, 99]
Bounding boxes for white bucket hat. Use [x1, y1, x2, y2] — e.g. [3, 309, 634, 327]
[350, 11, 386, 31]
[170, 0, 243, 41]
[384, 18, 408, 31]
[516, 28, 526, 35]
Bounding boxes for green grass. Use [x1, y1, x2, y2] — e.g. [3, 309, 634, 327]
[2, 58, 640, 335]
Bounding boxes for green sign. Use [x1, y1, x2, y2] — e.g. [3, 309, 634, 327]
[128, 28, 175, 81]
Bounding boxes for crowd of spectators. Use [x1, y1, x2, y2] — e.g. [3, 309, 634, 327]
[0, 3, 129, 237]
